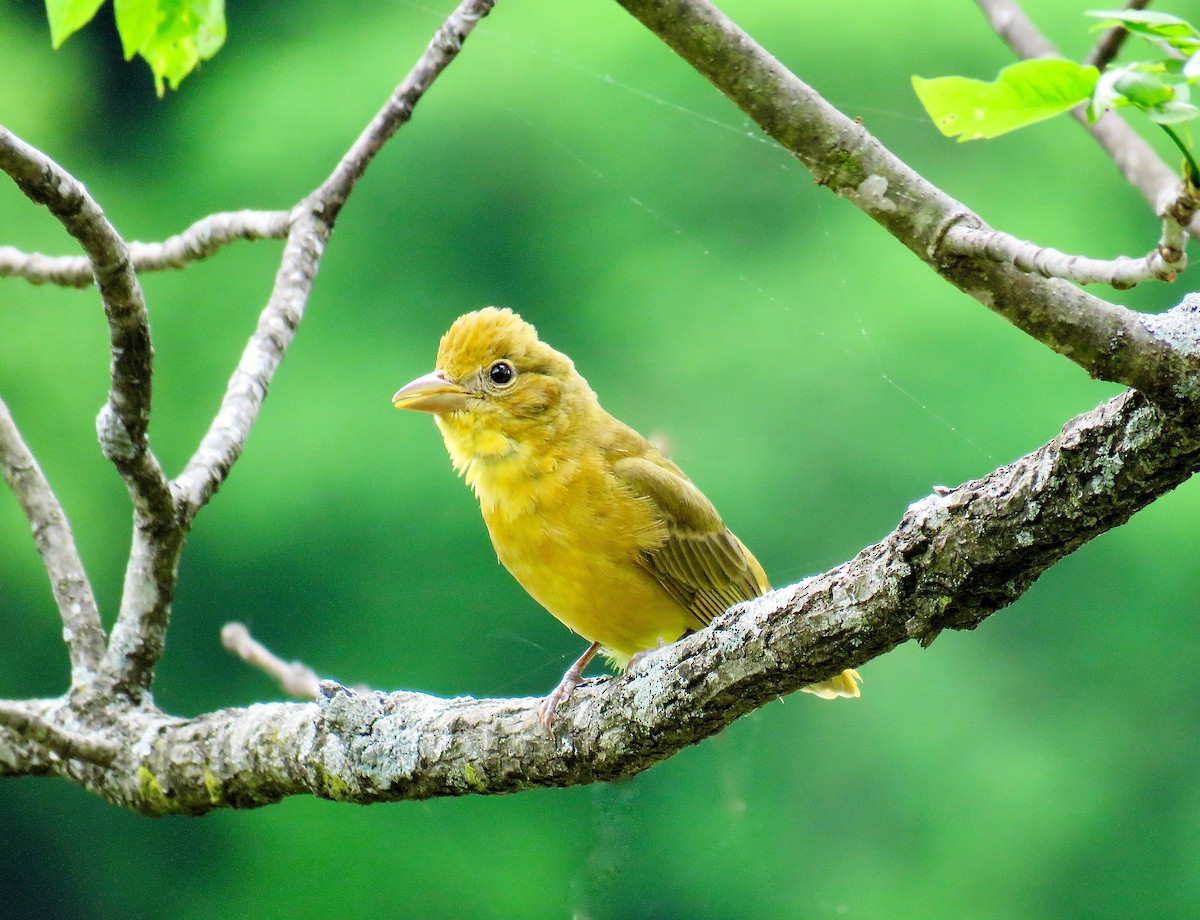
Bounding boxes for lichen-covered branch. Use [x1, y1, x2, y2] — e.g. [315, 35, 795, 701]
[0, 397, 105, 682]
[6, 377, 1198, 813]
[0, 126, 173, 521]
[0, 210, 291, 288]
[96, 522, 188, 702]
[0, 700, 117, 766]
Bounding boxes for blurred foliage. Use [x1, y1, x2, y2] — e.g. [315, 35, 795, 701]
[2, 1, 1199, 918]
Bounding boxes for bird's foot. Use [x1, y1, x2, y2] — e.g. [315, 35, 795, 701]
[538, 640, 602, 731]
[625, 637, 668, 674]
[538, 673, 583, 730]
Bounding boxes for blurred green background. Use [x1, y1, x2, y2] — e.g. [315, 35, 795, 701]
[2, 1, 1199, 917]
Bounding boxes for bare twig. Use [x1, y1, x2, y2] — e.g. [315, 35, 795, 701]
[0, 210, 291, 288]
[0, 126, 173, 520]
[1084, 0, 1153, 71]
[314, 0, 497, 215]
[222, 623, 321, 699]
[944, 222, 1184, 288]
[973, 0, 1194, 237]
[0, 397, 106, 681]
[0, 700, 118, 766]
[172, 0, 496, 519]
[973, 0, 1057, 57]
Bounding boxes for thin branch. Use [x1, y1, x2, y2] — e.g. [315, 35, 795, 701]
[612, 0, 1200, 410]
[0, 210, 291, 288]
[0, 126, 173, 520]
[20, 380, 1197, 813]
[102, 0, 498, 698]
[222, 622, 321, 699]
[97, 523, 187, 702]
[1084, 0, 1153, 71]
[0, 700, 118, 766]
[314, 0, 497, 216]
[0, 397, 106, 681]
[973, 0, 1057, 57]
[944, 222, 1183, 288]
[172, 0, 496, 518]
[973, 0, 1195, 237]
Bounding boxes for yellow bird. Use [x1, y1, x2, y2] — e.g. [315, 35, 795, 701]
[392, 307, 860, 725]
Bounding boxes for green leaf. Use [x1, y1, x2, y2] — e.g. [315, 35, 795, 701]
[1113, 69, 1176, 107]
[1086, 10, 1200, 54]
[912, 59, 1099, 141]
[44, 0, 107, 49]
[120, 0, 226, 95]
[113, 0, 159, 60]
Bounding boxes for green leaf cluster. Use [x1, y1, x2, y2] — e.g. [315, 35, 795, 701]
[44, 0, 225, 95]
[911, 10, 1200, 182]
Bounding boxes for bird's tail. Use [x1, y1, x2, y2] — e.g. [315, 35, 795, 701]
[802, 669, 862, 700]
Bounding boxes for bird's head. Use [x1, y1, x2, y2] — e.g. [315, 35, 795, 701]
[392, 307, 591, 452]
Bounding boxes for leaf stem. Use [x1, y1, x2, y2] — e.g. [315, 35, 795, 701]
[1159, 124, 1200, 186]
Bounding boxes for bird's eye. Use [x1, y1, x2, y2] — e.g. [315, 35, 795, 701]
[488, 360, 516, 387]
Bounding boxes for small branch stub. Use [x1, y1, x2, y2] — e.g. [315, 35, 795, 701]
[222, 623, 322, 699]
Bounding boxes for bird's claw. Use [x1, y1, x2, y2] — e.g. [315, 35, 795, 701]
[538, 673, 583, 731]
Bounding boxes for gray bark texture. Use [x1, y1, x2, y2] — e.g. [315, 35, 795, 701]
[3, 0, 1200, 816]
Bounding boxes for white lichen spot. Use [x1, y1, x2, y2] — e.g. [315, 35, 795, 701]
[855, 174, 897, 212]
[95, 403, 137, 460]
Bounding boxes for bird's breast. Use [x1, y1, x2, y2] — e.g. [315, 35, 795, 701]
[466, 443, 690, 661]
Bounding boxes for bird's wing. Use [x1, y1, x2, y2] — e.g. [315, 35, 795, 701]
[613, 456, 769, 626]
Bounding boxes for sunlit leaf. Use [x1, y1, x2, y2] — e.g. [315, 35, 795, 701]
[122, 0, 226, 95]
[912, 59, 1098, 141]
[44, 0, 107, 49]
[1086, 10, 1200, 54]
[113, 0, 159, 60]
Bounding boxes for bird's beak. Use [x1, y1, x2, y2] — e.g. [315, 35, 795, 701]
[392, 370, 471, 414]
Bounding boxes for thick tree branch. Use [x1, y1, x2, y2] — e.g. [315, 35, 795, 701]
[0, 397, 105, 681]
[0, 700, 117, 766]
[612, 0, 1200, 409]
[6, 377, 1197, 811]
[0, 126, 173, 521]
[973, 0, 1195, 238]
[0, 210, 291, 288]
